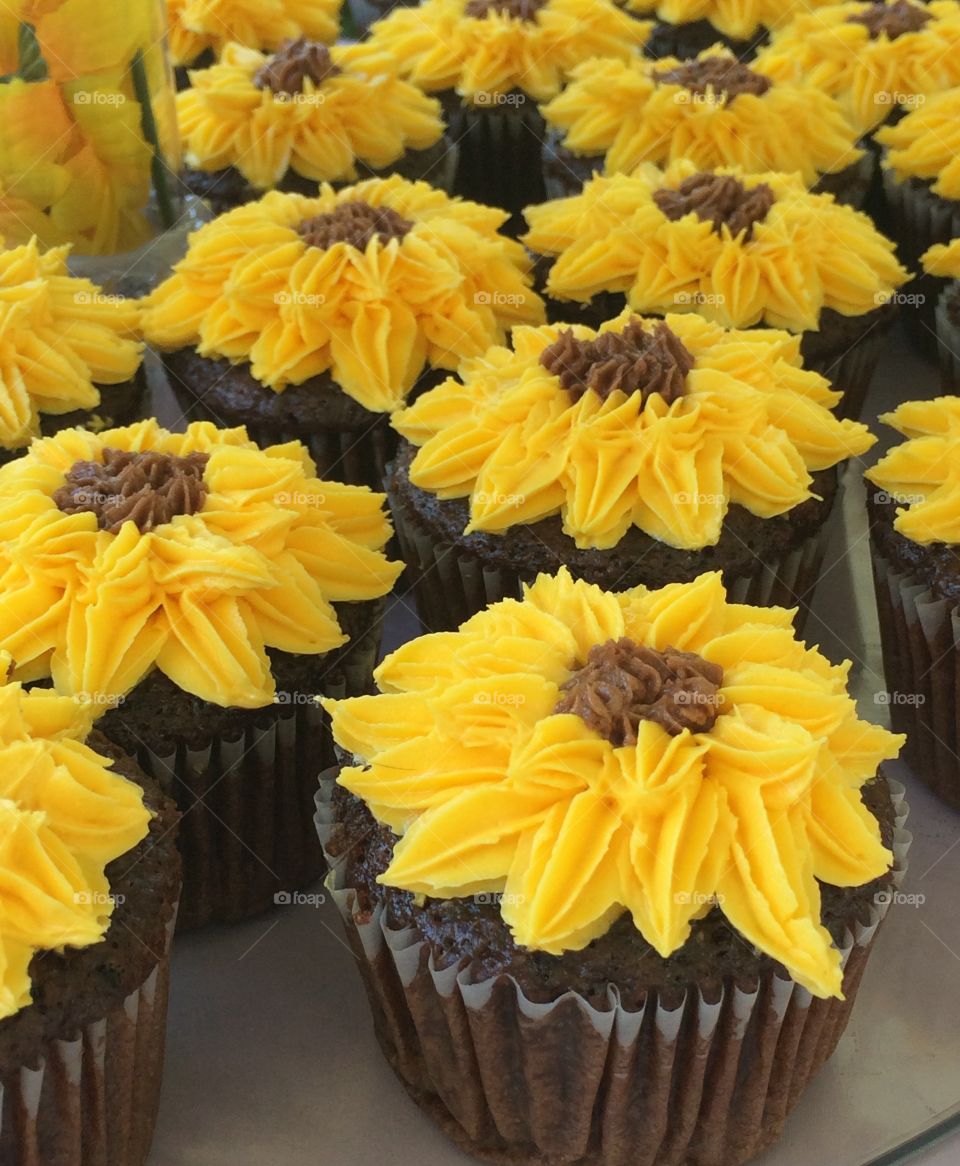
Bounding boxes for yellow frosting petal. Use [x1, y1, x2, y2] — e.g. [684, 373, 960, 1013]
[141, 178, 543, 413]
[0, 679, 150, 1020]
[167, 0, 341, 65]
[866, 397, 960, 544]
[366, 0, 649, 102]
[542, 49, 862, 186]
[0, 421, 400, 708]
[523, 164, 909, 333]
[178, 43, 446, 190]
[922, 238, 960, 280]
[329, 567, 903, 997]
[756, 0, 960, 134]
[0, 238, 142, 450]
[394, 308, 875, 550]
[625, 0, 836, 39]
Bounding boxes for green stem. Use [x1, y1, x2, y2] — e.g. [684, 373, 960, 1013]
[130, 49, 177, 230]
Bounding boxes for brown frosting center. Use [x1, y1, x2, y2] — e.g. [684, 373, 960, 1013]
[53, 450, 210, 534]
[298, 200, 413, 251]
[555, 639, 724, 745]
[253, 38, 340, 96]
[653, 172, 775, 240]
[464, 0, 546, 18]
[847, 0, 932, 39]
[539, 320, 693, 405]
[653, 56, 772, 102]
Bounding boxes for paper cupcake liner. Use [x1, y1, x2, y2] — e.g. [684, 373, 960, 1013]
[801, 313, 892, 422]
[446, 96, 547, 219]
[361, 136, 459, 195]
[315, 776, 910, 1166]
[934, 282, 960, 391]
[870, 548, 960, 810]
[882, 169, 960, 361]
[133, 631, 379, 930]
[389, 482, 835, 636]
[345, 0, 417, 37]
[0, 912, 176, 1166]
[643, 18, 766, 60]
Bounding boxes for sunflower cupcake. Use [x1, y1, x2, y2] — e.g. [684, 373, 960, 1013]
[757, 0, 960, 136]
[0, 419, 400, 928]
[524, 162, 909, 418]
[178, 41, 455, 214]
[167, 0, 341, 74]
[625, 0, 838, 58]
[871, 88, 960, 355]
[141, 177, 543, 488]
[540, 48, 869, 206]
[0, 238, 145, 466]
[923, 241, 960, 387]
[317, 568, 909, 1166]
[365, 0, 649, 215]
[866, 397, 960, 810]
[0, 658, 180, 1166]
[388, 309, 875, 633]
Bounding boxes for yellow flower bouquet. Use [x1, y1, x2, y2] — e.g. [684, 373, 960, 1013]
[0, 0, 180, 256]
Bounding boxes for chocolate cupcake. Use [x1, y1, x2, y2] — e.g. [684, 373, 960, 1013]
[873, 89, 960, 356]
[757, 1, 960, 137]
[0, 664, 180, 1165]
[0, 237, 145, 466]
[540, 48, 870, 206]
[523, 163, 909, 418]
[141, 177, 543, 488]
[0, 419, 401, 929]
[625, 0, 838, 58]
[179, 41, 456, 215]
[866, 397, 960, 810]
[923, 241, 960, 388]
[167, 0, 341, 75]
[365, 0, 649, 217]
[318, 568, 909, 1166]
[388, 309, 876, 633]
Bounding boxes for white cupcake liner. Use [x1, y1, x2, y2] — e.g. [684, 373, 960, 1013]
[0, 911, 176, 1166]
[315, 774, 910, 1166]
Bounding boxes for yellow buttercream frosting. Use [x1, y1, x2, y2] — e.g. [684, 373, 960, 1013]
[0, 655, 151, 1020]
[178, 43, 446, 191]
[326, 568, 902, 998]
[624, 0, 837, 39]
[867, 397, 960, 545]
[523, 162, 909, 332]
[167, 0, 341, 66]
[541, 49, 862, 185]
[923, 239, 960, 279]
[0, 420, 402, 708]
[757, 0, 960, 134]
[140, 176, 544, 413]
[393, 310, 875, 550]
[877, 87, 960, 203]
[365, 0, 649, 103]
[0, 237, 142, 452]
